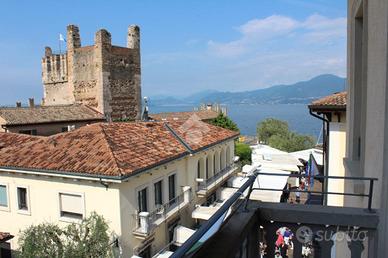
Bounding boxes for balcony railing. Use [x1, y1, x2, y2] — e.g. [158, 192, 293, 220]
[252, 172, 377, 211]
[196, 164, 238, 196]
[132, 186, 192, 237]
[171, 171, 380, 258]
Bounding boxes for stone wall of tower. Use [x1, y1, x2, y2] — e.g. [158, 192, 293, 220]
[72, 46, 99, 109]
[41, 24, 142, 121]
[41, 47, 73, 105]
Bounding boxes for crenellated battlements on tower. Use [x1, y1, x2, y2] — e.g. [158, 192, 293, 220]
[42, 47, 68, 84]
[41, 24, 142, 120]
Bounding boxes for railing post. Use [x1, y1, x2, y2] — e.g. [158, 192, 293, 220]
[368, 179, 374, 212]
[183, 186, 191, 203]
[138, 212, 150, 234]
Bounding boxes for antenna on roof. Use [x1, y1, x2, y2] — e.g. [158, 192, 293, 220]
[142, 96, 149, 121]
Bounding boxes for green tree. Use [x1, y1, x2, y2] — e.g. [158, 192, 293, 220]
[257, 118, 289, 144]
[287, 133, 315, 152]
[17, 223, 64, 258]
[18, 212, 113, 258]
[257, 118, 316, 152]
[63, 212, 112, 258]
[235, 142, 252, 165]
[208, 113, 239, 132]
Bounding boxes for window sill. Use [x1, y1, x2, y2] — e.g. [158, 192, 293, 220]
[17, 209, 31, 216]
[59, 216, 83, 224]
[0, 206, 10, 212]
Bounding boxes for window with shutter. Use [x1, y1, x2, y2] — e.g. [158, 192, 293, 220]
[59, 193, 84, 219]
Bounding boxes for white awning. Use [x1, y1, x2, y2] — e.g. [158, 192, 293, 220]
[290, 148, 323, 166]
[228, 167, 290, 203]
[218, 187, 238, 201]
[251, 144, 302, 172]
[173, 226, 196, 246]
[192, 205, 221, 220]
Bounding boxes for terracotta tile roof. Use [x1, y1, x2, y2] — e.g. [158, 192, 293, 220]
[0, 120, 238, 178]
[150, 110, 219, 121]
[0, 132, 43, 149]
[0, 104, 105, 125]
[309, 91, 347, 111]
[0, 232, 13, 242]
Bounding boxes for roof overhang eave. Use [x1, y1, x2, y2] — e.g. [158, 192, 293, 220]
[308, 105, 346, 113]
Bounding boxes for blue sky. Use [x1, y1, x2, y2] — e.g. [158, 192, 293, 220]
[0, 0, 346, 104]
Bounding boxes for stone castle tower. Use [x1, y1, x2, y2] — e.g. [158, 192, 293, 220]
[41, 25, 141, 121]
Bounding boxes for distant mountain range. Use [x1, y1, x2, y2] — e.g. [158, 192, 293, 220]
[149, 74, 346, 106]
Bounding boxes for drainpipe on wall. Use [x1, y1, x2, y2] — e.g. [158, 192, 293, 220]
[309, 109, 330, 206]
[1, 125, 8, 132]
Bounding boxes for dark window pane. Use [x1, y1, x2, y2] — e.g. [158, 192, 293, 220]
[206, 158, 209, 179]
[138, 188, 148, 212]
[60, 211, 83, 220]
[213, 155, 216, 174]
[168, 174, 176, 203]
[154, 181, 163, 206]
[197, 161, 201, 178]
[17, 187, 28, 210]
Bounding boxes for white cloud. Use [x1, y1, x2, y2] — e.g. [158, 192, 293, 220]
[143, 13, 346, 96]
[302, 14, 346, 42]
[239, 15, 300, 36]
[207, 15, 300, 57]
[208, 14, 346, 58]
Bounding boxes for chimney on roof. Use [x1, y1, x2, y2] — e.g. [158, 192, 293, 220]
[28, 98, 35, 108]
[16, 102, 21, 108]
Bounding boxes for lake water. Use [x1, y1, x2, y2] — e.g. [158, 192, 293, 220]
[150, 104, 322, 139]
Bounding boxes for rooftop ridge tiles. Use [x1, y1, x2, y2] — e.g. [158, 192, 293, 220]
[99, 123, 124, 177]
[164, 122, 194, 153]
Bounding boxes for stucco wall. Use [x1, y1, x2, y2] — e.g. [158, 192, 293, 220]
[118, 140, 235, 256]
[345, 0, 388, 210]
[0, 173, 122, 253]
[346, 0, 388, 256]
[327, 121, 346, 207]
[0, 139, 236, 257]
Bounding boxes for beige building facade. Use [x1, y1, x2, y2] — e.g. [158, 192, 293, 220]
[345, 0, 388, 256]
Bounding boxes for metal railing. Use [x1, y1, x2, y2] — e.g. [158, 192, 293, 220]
[132, 187, 192, 234]
[171, 171, 259, 258]
[197, 164, 237, 192]
[252, 172, 378, 211]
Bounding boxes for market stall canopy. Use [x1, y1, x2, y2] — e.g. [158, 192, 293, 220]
[290, 148, 323, 166]
[251, 144, 302, 172]
[228, 167, 291, 202]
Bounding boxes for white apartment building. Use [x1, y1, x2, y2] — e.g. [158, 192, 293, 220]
[0, 119, 239, 258]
